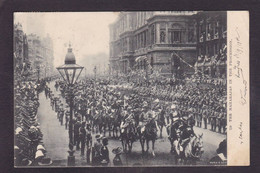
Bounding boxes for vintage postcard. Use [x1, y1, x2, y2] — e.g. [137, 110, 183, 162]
[13, 11, 249, 167]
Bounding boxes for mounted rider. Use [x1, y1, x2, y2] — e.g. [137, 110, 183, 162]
[120, 107, 136, 134]
[143, 110, 159, 138]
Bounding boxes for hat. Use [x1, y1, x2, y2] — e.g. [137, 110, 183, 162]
[173, 111, 178, 116]
[37, 145, 46, 151]
[38, 158, 53, 166]
[21, 158, 32, 166]
[112, 147, 123, 155]
[35, 150, 44, 159]
[102, 137, 108, 144]
[154, 99, 159, 103]
[15, 127, 22, 135]
[95, 134, 102, 140]
[101, 159, 108, 165]
[171, 104, 176, 109]
[14, 146, 19, 150]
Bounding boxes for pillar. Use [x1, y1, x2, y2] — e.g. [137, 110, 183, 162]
[165, 23, 169, 44]
[156, 23, 160, 44]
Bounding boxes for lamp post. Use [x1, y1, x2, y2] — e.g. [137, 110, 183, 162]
[56, 44, 84, 166]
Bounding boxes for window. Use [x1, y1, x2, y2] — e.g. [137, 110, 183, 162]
[171, 31, 181, 43]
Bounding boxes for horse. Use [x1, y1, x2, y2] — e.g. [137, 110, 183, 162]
[167, 119, 184, 153]
[182, 133, 204, 165]
[156, 110, 166, 138]
[111, 109, 122, 138]
[120, 121, 136, 153]
[138, 118, 157, 157]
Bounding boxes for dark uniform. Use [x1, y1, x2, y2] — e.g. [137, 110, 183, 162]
[74, 120, 81, 149]
[79, 122, 86, 156]
[202, 108, 208, 129]
[60, 109, 64, 125]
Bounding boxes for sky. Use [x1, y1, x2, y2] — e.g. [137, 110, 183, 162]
[14, 12, 119, 74]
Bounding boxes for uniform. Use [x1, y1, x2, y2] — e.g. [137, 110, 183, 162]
[79, 125, 86, 156]
[74, 121, 81, 149]
[202, 109, 208, 129]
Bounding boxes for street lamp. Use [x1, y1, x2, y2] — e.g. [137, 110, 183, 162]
[56, 44, 84, 166]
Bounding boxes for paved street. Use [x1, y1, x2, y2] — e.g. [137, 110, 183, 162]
[36, 81, 226, 166]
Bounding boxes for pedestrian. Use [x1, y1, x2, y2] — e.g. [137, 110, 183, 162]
[86, 123, 92, 164]
[60, 108, 64, 125]
[92, 134, 102, 166]
[65, 111, 70, 130]
[74, 117, 81, 149]
[202, 106, 207, 129]
[79, 121, 86, 156]
[100, 137, 109, 166]
[112, 147, 123, 166]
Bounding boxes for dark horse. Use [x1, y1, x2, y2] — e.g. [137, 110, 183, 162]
[137, 118, 157, 156]
[167, 119, 204, 165]
[156, 110, 166, 138]
[120, 121, 136, 153]
[111, 109, 122, 138]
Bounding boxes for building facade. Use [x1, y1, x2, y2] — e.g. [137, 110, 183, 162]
[109, 11, 227, 79]
[109, 11, 198, 78]
[14, 23, 29, 79]
[194, 11, 227, 78]
[27, 33, 54, 80]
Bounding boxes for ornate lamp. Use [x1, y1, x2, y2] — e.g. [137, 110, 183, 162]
[57, 44, 84, 85]
[56, 44, 84, 166]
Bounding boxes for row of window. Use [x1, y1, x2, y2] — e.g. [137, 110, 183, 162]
[198, 42, 226, 57]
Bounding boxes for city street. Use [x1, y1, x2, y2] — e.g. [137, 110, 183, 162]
[14, 12, 229, 167]
[36, 81, 226, 166]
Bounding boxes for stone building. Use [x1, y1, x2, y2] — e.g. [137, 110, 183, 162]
[27, 33, 54, 80]
[109, 11, 198, 78]
[14, 23, 29, 79]
[194, 11, 227, 78]
[42, 34, 54, 78]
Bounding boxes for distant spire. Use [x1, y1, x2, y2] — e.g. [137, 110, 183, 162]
[69, 41, 71, 48]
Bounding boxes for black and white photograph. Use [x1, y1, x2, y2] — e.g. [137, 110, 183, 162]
[13, 11, 230, 167]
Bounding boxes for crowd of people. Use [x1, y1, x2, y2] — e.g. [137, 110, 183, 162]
[41, 73, 226, 165]
[14, 70, 227, 166]
[14, 79, 52, 166]
[43, 80, 124, 166]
